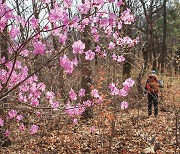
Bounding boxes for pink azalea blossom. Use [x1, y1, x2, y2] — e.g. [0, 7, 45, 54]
[108, 42, 115, 50]
[70, 16, 79, 28]
[121, 8, 134, 25]
[30, 99, 39, 107]
[73, 104, 83, 116]
[85, 50, 95, 61]
[30, 125, 39, 134]
[30, 83, 37, 93]
[119, 88, 128, 96]
[78, 2, 90, 14]
[83, 100, 93, 107]
[65, 102, 85, 117]
[102, 51, 107, 57]
[91, 27, 98, 35]
[123, 78, 135, 88]
[118, 21, 122, 29]
[91, 89, 99, 98]
[120, 101, 128, 109]
[79, 88, 85, 97]
[49, 6, 63, 22]
[44, 25, 50, 30]
[97, 96, 103, 104]
[20, 49, 29, 57]
[36, 111, 42, 117]
[37, 83, 46, 91]
[112, 54, 117, 61]
[46, 91, 55, 100]
[92, 0, 105, 6]
[117, 55, 125, 62]
[108, 83, 119, 95]
[109, 0, 115, 2]
[0, 118, 4, 127]
[82, 18, 89, 25]
[30, 17, 39, 29]
[33, 41, 46, 55]
[42, 0, 50, 4]
[19, 123, 25, 132]
[59, 55, 75, 74]
[123, 36, 134, 47]
[58, 33, 67, 44]
[90, 126, 96, 132]
[64, 0, 73, 8]
[16, 114, 23, 121]
[0, 17, 7, 31]
[69, 88, 77, 101]
[109, 13, 116, 26]
[51, 101, 59, 111]
[105, 26, 112, 36]
[8, 109, 17, 119]
[72, 40, 85, 54]
[73, 118, 78, 125]
[65, 102, 74, 116]
[117, 0, 124, 7]
[95, 46, 101, 53]
[9, 26, 19, 39]
[93, 34, 99, 42]
[72, 57, 78, 66]
[34, 91, 41, 98]
[5, 129, 10, 137]
[123, 85, 130, 92]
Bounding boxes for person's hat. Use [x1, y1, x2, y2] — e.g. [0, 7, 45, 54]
[150, 70, 156, 74]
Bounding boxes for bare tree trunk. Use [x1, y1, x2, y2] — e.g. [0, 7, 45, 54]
[32, 0, 43, 82]
[48, 0, 65, 99]
[0, 0, 11, 147]
[161, 0, 167, 74]
[123, 50, 132, 79]
[16, 0, 25, 42]
[149, 1, 157, 71]
[139, 0, 158, 71]
[150, 26, 157, 70]
[81, 0, 93, 119]
[136, 42, 148, 95]
[122, 1, 132, 79]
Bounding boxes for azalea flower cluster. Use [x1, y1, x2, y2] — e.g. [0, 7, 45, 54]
[0, 59, 29, 90]
[46, 91, 60, 110]
[0, 59, 48, 108]
[0, 2, 14, 31]
[108, 78, 135, 97]
[0, 59, 60, 136]
[0, 109, 38, 135]
[66, 88, 86, 116]
[116, 36, 139, 47]
[65, 87, 103, 124]
[109, 78, 135, 110]
[59, 40, 96, 74]
[112, 54, 125, 63]
[59, 55, 78, 74]
[72, 40, 96, 61]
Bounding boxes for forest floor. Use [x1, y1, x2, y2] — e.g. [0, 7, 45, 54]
[0, 101, 179, 154]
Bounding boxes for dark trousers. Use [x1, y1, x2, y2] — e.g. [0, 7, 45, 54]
[148, 93, 158, 116]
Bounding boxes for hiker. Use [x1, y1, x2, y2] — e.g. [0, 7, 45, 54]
[144, 70, 161, 117]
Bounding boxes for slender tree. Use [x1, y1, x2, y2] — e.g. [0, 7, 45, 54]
[81, 0, 93, 119]
[161, 0, 167, 73]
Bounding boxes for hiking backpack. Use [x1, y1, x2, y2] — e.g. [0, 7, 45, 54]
[146, 75, 160, 93]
